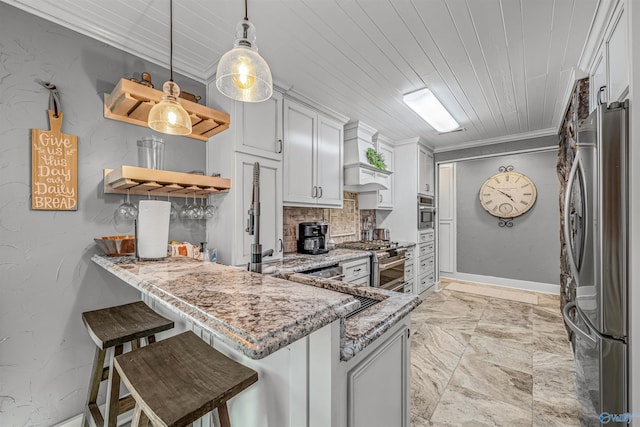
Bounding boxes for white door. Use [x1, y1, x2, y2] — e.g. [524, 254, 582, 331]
[239, 90, 283, 160]
[316, 115, 343, 207]
[283, 100, 316, 205]
[438, 163, 456, 274]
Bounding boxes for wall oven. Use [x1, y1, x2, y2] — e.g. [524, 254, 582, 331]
[418, 195, 435, 229]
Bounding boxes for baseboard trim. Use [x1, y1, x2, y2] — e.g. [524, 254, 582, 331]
[441, 272, 560, 294]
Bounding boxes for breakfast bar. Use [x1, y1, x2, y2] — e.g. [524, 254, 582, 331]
[92, 255, 421, 427]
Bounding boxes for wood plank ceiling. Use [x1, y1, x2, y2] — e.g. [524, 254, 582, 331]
[4, 0, 599, 151]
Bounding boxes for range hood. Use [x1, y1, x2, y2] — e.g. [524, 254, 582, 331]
[343, 120, 392, 192]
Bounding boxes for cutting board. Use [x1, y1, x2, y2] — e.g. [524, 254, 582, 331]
[31, 110, 78, 210]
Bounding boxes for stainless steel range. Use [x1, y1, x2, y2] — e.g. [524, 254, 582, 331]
[336, 241, 407, 292]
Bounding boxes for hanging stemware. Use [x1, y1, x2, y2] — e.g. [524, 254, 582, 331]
[113, 189, 138, 225]
[191, 193, 204, 220]
[167, 194, 178, 222]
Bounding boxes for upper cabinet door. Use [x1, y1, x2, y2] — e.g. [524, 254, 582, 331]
[378, 143, 394, 208]
[589, 45, 607, 111]
[283, 99, 316, 205]
[606, 5, 628, 103]
[316, 115, 343, 207]
[238, 90, 283, 160]
[418, 145, 432, 196]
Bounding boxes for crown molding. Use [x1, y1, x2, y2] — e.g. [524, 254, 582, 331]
[433, 128, 557, 153]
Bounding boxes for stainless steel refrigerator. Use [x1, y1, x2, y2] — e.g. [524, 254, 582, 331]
[562, 101, 629, 426]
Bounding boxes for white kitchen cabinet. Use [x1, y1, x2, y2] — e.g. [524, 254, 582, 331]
[383, 138, 439, 293]
[341, 257, 370, 285]
[418, 145, 434, 196]
[590, 45, 607, 109]
[404, 246, 415, 294]
[606, 3, 628, 102]
[236, 90, 283, 160]
[588, 0, 628, 110]
[234, 154, 283, 265]
[359, 138, 394, 210]
[417, 229, 435, 295]
[283, 99, 343, 208]
[347, 324, 410, 427]
[206, 84, 283, 266]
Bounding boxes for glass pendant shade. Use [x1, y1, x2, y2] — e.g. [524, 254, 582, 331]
[216, 19, 273, 102]
[148, 81, 192, 135]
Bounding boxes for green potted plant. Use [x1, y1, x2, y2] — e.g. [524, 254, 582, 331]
[366, 148, 387, 171]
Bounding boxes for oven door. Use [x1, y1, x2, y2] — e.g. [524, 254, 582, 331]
[377, 256, 405, 292]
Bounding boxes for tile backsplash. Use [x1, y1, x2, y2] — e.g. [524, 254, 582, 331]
[283, 191, 376, 253]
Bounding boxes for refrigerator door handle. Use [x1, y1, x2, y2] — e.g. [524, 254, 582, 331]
[562, 301, 597, 344]
[563, 152, 587, 279]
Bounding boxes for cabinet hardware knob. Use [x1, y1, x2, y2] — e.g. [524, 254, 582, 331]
[379, 193, 383, 203]
[312, 186, 317, 198]
[318, 186, 323, 198]
[407, 329, 411, 338]
[278, 238, 283, 252]
[277, 139, 283, 154]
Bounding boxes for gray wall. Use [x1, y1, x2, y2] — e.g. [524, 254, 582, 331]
[454, 149, 560, 284]
[0, 4, 207, 424]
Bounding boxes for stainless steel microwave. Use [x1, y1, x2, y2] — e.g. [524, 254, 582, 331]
[418, 195, 435, 229]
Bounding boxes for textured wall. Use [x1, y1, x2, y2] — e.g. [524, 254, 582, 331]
[283, 192, 375, 252]
[455, 150, 560, 284]
[0, 4, 207, 424]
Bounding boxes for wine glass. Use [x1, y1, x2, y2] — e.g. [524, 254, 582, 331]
[204, 197, 217, 220]
[191, 194, 204, 220]
[167, 194, 178, 222]
[179, 195, 194, 220]
[113, 189, 138, 225]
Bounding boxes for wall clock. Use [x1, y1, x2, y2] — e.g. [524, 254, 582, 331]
[479, 168, 537, 219]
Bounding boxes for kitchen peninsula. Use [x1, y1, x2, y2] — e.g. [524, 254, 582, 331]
[92, 255, 420, 427]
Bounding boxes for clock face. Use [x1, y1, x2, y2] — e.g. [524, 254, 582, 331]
[479, 171, 537, 218]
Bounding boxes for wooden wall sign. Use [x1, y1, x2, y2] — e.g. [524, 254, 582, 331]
[31, 110, 78, 210]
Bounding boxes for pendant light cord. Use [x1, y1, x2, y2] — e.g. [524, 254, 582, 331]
[244, 0, 248, 20]
[170, 0, 174, 82]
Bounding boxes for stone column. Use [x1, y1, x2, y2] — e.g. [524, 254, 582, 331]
[556, 77, 589, 339]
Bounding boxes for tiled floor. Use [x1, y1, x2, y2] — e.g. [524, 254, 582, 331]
[411, 280, 580, 426]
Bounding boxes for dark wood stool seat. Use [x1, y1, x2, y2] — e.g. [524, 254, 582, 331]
[82, 301, 174, 427]
[114, 331, 258, 427]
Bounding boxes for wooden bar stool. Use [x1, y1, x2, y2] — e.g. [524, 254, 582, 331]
[113, 330, 258, 427]
[82, 301, 174, 427]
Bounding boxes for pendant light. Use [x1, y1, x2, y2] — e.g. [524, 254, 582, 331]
[216, 0, 273, 102]
[148, 0, 192, 135]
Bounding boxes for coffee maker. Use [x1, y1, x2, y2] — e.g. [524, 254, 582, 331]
[297, 222, 329, 254]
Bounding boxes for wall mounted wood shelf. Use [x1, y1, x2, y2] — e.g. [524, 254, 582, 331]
[104, 166, 231, 198]
[104, 79, 230, 141]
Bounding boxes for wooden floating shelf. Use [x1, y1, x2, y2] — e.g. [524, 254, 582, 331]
[104, 166, 231, 199]
[104, 79, 231, 141]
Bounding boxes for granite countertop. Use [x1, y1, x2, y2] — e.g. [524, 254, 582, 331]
[264, 249, 372, 275]
[92, 254, 420, 362]
[92, 255, 358, 360]
[281, 273, 421, 361]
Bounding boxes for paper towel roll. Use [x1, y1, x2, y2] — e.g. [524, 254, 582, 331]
[137, 200, 171, 259]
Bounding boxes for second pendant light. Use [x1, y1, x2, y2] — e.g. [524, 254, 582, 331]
[216, 0, 273, 103]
